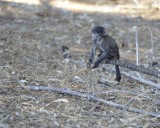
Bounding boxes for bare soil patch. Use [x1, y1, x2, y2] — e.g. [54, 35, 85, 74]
[0, 0, 160, 127]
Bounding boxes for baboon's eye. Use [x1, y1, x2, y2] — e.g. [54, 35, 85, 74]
[93, 32, 98, 34]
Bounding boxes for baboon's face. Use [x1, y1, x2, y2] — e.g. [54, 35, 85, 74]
[92, 32, 103, 42]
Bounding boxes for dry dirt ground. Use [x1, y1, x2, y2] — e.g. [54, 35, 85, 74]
[0, 0, 160, 128]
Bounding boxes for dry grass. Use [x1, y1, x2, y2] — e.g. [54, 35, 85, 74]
[0, 0, 160, 127]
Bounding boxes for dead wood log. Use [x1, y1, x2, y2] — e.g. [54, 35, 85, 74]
[20, 83, 160, 118]
[106, 60, 160, 78]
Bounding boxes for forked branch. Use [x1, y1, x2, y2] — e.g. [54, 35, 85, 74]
[20, 83, 160, 118]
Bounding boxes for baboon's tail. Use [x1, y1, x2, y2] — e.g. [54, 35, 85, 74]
[115, 65, 121, 82]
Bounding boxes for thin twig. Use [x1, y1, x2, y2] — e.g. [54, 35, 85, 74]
[62, 67, 90, 84]
[148, 27, 154, 64]
[66, 67, 90, 81]
[135, 27, 141, 77]
[19, 83, 160, 118]
[135, 27, 139, 66]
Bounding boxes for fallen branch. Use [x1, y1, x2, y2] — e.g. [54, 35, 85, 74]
[107, 59, 160, 78]
[121, 71, 160, 89]
[68, 60, 160, 89]
[71, 59, 160, 78]
[102, 64, 160, 88]
[20, 83, 160, 118]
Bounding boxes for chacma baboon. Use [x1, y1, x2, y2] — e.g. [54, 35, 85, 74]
[88, 26, 121, 82]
